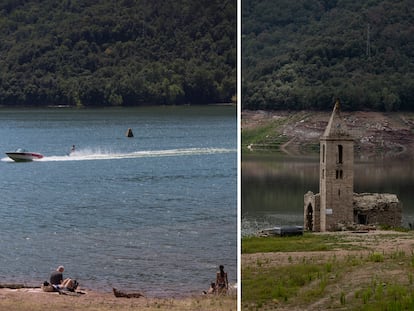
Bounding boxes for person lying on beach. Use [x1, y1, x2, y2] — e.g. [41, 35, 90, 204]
[49, 265, 78, 291]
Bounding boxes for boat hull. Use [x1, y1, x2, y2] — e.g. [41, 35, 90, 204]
[6, 152, 44, 162]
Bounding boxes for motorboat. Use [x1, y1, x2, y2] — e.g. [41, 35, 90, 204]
[5, 148, 44, 162]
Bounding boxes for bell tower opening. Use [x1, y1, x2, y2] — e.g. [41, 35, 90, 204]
[338, 145, 343, 164]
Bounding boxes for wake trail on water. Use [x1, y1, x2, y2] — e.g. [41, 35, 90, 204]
[37, 147, 235, 162]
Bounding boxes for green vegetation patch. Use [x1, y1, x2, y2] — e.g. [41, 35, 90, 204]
[354, 280, 414, 311]
[242, 118, 289, 153]
[242, 239, 414, 310]
[242, 263, 328, 308]
[242, 233, 363, 254]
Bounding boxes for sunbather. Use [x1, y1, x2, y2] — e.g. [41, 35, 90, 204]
[49, 265, 78, 291]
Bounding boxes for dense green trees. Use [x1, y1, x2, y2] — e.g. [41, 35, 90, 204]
[0, 0, 236, 106]
[242, 0, 414, 111]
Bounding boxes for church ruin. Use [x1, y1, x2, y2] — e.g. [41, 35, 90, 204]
[304, 101, 402, 232]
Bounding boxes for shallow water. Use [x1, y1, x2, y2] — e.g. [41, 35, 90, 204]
[0, 106, 237, 296]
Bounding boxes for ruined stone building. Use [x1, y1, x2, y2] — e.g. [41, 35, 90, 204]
[304, 101, 402, 232]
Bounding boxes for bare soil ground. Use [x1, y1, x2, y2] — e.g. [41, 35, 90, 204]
[242, 110, 414, 158]
[243, 230, 414, 268]
[242, 230, 414, 310]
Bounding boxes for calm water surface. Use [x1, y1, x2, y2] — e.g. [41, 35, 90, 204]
[242, 153, 414, 236]
[0, 106, 237, 296]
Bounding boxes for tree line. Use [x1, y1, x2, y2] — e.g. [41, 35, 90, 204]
[242, 0, 414, 111]
[0, 0, 236, 107]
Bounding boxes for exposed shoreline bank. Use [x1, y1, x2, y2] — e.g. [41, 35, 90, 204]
[242, 110, 414, 159]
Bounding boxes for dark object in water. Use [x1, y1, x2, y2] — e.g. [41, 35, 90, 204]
[126, 128, 134, 137]
[113, 288, 144, 298]
[259, 225, 304, 237]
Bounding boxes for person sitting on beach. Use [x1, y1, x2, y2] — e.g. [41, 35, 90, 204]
[215, 265, 228, 295]
[50, 265, 78, 291]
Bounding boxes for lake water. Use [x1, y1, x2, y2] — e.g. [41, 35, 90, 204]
[0, 106, 237, 297]
[242, 153, 414, 236]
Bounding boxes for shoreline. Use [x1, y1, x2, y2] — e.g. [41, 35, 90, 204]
[0, 280, 238, 299]
[0, 275, 238, 299]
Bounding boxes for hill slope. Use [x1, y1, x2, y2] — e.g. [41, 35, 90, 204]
[242, 110, 414, 158]
[0, 0, 236, 106]
[242, 0, 414, 111]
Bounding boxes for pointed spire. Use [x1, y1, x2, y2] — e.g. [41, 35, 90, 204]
[322, 98, 350, 138]
[334, 98, 340, 112]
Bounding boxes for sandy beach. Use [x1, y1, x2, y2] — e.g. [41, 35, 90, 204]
[0, 287, 237, 311]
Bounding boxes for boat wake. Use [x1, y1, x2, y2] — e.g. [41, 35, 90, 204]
[33, 147, 235, 162]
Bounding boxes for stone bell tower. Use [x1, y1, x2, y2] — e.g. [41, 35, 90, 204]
[319, 100, 354, 231]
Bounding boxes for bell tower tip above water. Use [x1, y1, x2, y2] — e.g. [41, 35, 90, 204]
[322, 98, 351, 139]
[334, 98, 340, 111]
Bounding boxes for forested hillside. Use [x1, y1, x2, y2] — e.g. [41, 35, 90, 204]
[0, 0, 236, 107]
[242, 0, 414, 111]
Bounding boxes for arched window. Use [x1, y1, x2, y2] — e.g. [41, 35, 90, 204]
[338, 145, 343, 164]
[306, 203, 313, 231]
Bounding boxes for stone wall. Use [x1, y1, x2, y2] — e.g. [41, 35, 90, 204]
[353, 193, 402, 227]
[304, 192, 402, 231]
[304, 191, 320, 232]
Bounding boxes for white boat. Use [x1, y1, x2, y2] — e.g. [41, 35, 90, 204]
[5, 149, 44, 162]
